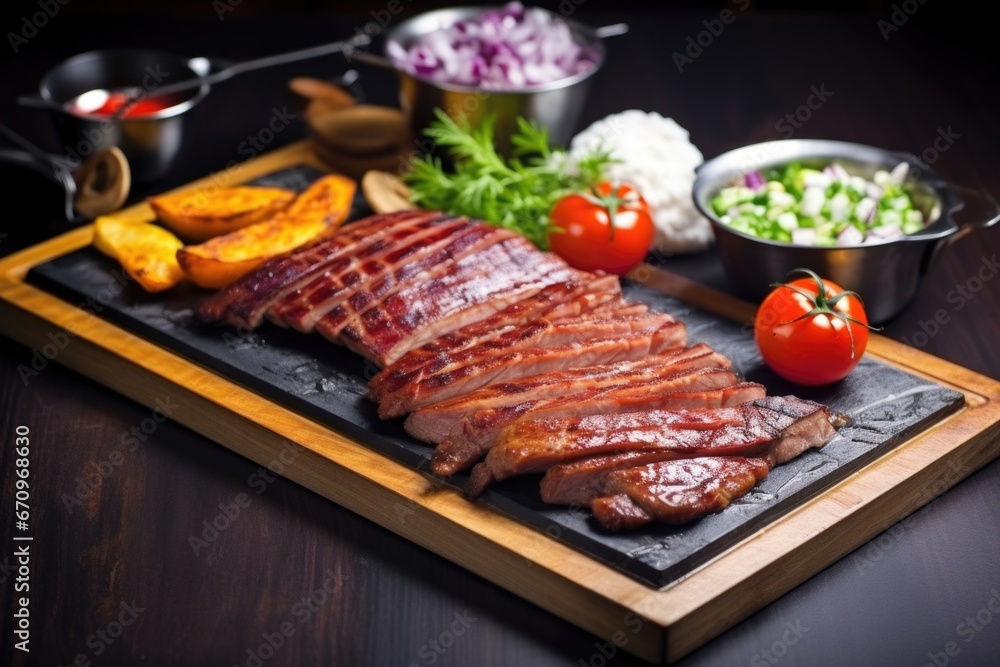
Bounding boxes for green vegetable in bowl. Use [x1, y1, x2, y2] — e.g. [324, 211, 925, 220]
[710, 160, 927, 246]
[403, 107, 613, 249]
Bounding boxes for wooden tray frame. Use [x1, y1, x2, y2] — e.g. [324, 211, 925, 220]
[2, 141, 999, 664]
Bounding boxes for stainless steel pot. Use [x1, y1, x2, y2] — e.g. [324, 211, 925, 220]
[691, 139, 1000, 323]
[36, 49, 212, 182]
[350, 6, 621, 153]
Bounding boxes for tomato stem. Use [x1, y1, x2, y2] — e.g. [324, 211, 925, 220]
[586, 184, 633, 243]
[770, 268, 882, 360]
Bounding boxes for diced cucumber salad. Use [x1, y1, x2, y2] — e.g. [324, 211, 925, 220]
[711, 161, 927, 245]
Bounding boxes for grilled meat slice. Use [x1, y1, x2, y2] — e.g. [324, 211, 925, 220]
[312, 223, 523, 341]
[403, 342, 730, 446]
[377, 324, 687, 419]
[424, 374, 763, 477]
[334, 238, 585, 366]
[589, 494, 654, 531]
[381, 311, 678, 411]
[368, 275, 623, 401]
[541, 450, 694, 506]
[591, 457, 773, 530]
[466, 395, 838, 498]
[267, 215, 475, 331]
[197, 210, 449, 328]
[539, 394, 842, 506]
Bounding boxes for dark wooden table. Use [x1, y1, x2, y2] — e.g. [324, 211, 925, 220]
[2, 4, 999, 666]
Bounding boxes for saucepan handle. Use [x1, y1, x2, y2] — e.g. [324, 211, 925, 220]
[187, 56, 237, 76]
[939, 183, 1000, 248]
[342, 49, 393, 71]
[918, 182, 1000, 274]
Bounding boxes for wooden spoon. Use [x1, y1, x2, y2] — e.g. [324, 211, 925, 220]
[308, 104, 411, 156]
[288, 77, 358, 127]
[289, 76, 356, 111]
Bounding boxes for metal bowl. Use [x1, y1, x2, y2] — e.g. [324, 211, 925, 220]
[38, 49, 211, 182]
[692, 139, 999, 323]
[379, 5, 607, 153]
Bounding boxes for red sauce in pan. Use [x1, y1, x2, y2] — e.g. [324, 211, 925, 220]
[72, 92, 177, 118]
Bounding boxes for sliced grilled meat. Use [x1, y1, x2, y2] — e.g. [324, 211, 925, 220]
[382, 311, 678, 410]
[591, 457, 773, 530]
[368, 275, 623, 401]
[267, 215, 475, 331]
[197, 210, 449, 328]
[466, 395, 838, 498]
[403, 342, 729, 445]
[312, 223, 521, 339]
[378, 324, 687, 418]
[424, 374, 763, 477]
[316, 233, 583, 365]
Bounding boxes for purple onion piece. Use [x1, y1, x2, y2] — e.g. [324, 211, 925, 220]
[744, 170, 766, 190]
[837, 225, 865, 246]
[501, 1, 526, 20]
[869, 224, 903, 240]
[824, 163, 850, 183]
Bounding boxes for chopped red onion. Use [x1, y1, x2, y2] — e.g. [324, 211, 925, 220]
[865, 182, 884, 200]
[824, 163, 850, 183]
[744, 170, 766, 190]
[837, 224, 865, 246]
[868, 224, 904, 240]
[389, 2, 598, 89]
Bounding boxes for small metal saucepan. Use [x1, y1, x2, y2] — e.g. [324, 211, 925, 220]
[32, 49, 213, 183]
[691, 139, 1000, 323]
[348, 6, 627, 153]
[25, 36, 376, 183]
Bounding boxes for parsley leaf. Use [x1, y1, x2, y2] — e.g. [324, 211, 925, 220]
[403, 108, 614, 249]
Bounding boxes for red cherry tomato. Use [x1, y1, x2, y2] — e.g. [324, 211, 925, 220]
[548, 181, 655, 276]
[754, 269, 876, 386]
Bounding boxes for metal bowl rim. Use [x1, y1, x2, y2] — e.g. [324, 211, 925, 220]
[692, 138, 963, 250]
[383, 5, 606, 94]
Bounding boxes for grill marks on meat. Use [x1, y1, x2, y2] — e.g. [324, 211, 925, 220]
[198, 210, 450, 329]
[199, 211, 610, 368]
[422, 373, 763, 478]
[336, 237, 589, 366]
[591, 458, 772, 530]
[377, 324, 687, 419]
[268, 216, 475, 332]
[315, 225, 524, 346]
[195, 210, 843, 530]
[465, 396, 837, 499]
[368, 275, 623, 401]
[403, 343, 728, 446]
[379, 312, 680, 417]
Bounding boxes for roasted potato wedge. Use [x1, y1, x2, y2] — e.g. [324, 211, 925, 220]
[148, 185, 296, 242]
[177, 174, 356, 289]
[93, 216, 186, 293]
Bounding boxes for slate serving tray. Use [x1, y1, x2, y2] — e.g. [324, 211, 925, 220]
[25, 166, 965, 588]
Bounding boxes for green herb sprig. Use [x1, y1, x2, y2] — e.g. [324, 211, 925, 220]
[403, 108, 613, 249]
